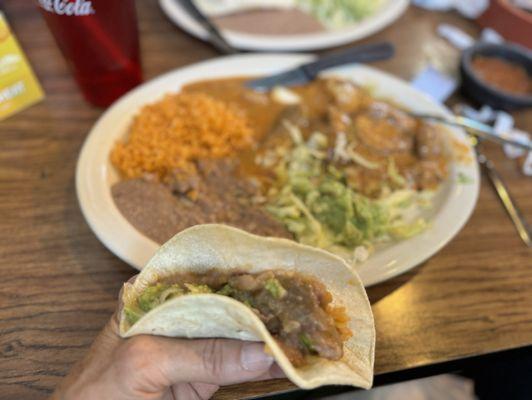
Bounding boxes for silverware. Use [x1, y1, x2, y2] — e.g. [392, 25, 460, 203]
[246, 42, 395, 91]
[475, 145, 531, 247]
[410, 113, 532, 151]
[178, 0, 237, 54]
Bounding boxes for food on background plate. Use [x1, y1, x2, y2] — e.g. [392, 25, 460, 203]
[471, 55, 531, 97]
[111, 76, 451, 264]
[112, 159, 291, 244]
[119, 224, 375, 389]
[195, 0, 383, 35]
[298, 0, 383, 29]
[212, 8, 326, 35]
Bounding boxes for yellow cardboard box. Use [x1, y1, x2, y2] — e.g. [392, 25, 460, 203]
[0, 12, 44, 121]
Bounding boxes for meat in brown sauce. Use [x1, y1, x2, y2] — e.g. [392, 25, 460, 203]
[183, 78, 448, 198]
[157, 270, 348, 366]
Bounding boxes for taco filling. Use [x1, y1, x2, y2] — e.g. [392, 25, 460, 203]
[124, 270, 351, 366]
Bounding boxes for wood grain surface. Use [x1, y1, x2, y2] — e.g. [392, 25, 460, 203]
[0, 1, 531, 399]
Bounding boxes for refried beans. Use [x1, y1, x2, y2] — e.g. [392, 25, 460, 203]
[111, 159, 291, 244]
[213, 9, 325, 35]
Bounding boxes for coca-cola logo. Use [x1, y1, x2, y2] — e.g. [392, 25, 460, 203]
[38, 0, 95, 16]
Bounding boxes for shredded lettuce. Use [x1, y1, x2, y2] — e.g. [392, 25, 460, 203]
[267, 130, 430, 262]
[299, 333, 316, 353]
[159, 285, 185, 303]
[298, 0, 382, 29]
[138, 283, 169, 312]
[125, 279, 269, 328]
[268, 132, 388, 251]
[387, 159, 407, 188]
[127, 282, 212, 326]
[346, 150, 380, 170]
[184, 283, 213, 294]
[265, 278, 287, 299]
[216, 284, 234, 296]
[124, 306, 144, 326]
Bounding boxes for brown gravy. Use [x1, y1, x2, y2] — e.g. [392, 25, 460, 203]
[183, 77, 449, 197]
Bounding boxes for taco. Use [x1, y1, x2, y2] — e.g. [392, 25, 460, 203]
[119, 224, 375, 389]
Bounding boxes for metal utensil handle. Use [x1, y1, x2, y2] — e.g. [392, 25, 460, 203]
[302, 42, 395, 79]
[179, 0, 237, 54]
[478, 153, 532, 247]
[455, 116, 532, 151]
[414, 114, 532, 151]
[209, 33, 238, 55]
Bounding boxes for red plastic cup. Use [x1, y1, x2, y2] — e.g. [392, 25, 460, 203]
[37, 0, 142, 107]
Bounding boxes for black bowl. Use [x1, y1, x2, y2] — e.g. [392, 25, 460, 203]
[460, 43, 532, 111]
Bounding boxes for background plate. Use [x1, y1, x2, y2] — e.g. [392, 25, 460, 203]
[76, 54, 479, 286]
[159, 0, 409, 51]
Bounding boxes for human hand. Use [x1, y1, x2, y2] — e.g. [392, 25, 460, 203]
[51, 301, 283, 399]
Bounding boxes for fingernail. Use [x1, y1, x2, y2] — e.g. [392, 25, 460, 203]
[241, 343, 274, 371]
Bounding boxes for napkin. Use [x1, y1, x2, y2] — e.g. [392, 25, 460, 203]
[458, 104, 532, 176]
[411, 66, 457, 103]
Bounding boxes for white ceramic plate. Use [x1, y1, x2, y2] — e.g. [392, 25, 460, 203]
[159, 0, 409, 51]
[76, 54, 479, 286]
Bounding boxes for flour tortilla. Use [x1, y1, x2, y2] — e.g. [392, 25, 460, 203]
[119, 224, 375, 389]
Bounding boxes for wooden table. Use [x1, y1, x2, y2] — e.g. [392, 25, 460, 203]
[1, 1, 531, 399]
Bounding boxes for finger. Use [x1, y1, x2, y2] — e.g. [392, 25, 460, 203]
[250, 363, 286, 382]
[270, 363, 285, 379]
[154, 338, 275, 386]
[108, 311, 121, 334]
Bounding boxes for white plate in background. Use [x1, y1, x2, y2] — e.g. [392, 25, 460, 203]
[76, 54, 479, 286]
[159, 0, 409, 51]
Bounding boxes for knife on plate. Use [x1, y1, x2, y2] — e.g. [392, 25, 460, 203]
[246, 42, 395, 91]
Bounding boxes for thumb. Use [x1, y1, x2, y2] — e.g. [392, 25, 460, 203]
[158, 338, 275, 386]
